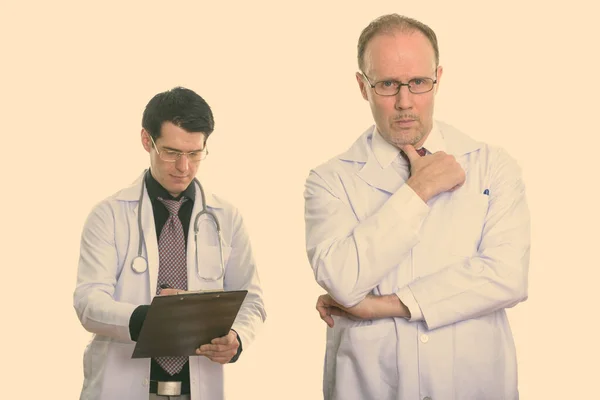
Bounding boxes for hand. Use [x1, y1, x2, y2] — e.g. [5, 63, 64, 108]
[402, 144, 465, 202]
[316, 294, 409, 328]
[196, 330, 240, 364]
[158, 288, 187, 296]
[316, 294, 366, 328]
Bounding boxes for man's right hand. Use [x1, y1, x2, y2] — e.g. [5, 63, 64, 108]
[402, 144, 465, 203]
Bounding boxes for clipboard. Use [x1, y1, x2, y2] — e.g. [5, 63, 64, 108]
[131, 290, 248, 358]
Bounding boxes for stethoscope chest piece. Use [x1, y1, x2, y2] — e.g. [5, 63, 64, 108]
[131, 256, 148, 273]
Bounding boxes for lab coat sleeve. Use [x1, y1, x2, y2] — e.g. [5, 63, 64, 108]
[396, 286, 424, 321]
[73, 201, 137, 342]
[225, 211, 266, 351]
[406, 148, 530, 330]
[304, 168, 430, 307]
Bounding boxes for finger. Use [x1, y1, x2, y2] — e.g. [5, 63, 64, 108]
[320, 313, 335, 328]
[449, 183, 461, 191]
[198, 344, 220, 353]
[206, 356, 234, 365]
[316, 303, 335, 328]
[329, 307, 348, 317]
[199, 343, 235, 353]
[400, 144, 420, 163]
[450, 179, 465, 191]
[197, 348, 236, 357]
[197, 348, 237, 362]
[211, 334, 234, 345]
[316, 294, 334, 306]
[322, 294, 345, 309]
[316, 302, 330, 319]
[159, 288, 180, 296]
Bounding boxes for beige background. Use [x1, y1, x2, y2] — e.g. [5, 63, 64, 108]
[1, 0, 598, 398]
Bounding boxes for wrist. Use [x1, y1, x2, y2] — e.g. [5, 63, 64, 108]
[371, 294, 410, 319]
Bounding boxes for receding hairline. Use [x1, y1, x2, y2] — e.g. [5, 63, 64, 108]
[357, 15, 440, 72]
[361, 28, 438, 74]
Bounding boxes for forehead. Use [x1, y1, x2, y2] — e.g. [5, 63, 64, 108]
[158, 121, 207, 147]
[363, 30, 436, 79]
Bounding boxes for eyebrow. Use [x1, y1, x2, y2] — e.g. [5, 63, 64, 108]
[161, 146, 205, 152]
[378, 75, 432, 81]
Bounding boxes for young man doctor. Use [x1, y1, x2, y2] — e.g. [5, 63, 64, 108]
[304, 14, 530, 400]
[74, 87, 266, 400]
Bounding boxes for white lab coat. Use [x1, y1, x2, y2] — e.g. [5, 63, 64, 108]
[74, 172, 266, 400]
[304, 121, 530, 400]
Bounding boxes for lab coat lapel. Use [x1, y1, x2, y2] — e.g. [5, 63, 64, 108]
[356, 154, 404, 195]
[353, 122, 483, 193]
[139, 185, 159, 299]
[119, 170, 160, 300]
[340, 126, 403, 195]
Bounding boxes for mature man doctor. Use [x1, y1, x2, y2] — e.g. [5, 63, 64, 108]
[304, 14, 530, 400]
[74, 87, 266, 400]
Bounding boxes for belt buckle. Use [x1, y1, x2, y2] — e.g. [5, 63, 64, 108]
[157, 381, 182, 396]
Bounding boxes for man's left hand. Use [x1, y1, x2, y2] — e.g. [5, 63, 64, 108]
[196, 330, 239, 364]
[316, 293, 409, 327]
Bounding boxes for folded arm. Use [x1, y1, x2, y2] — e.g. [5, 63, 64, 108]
[317, 149, 531, 330]
[304, 170, 430, 307]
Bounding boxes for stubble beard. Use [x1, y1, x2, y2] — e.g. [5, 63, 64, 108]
[387, 125, 426, 149]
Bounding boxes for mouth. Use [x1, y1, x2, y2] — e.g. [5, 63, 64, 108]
[394, 119, 416, 126]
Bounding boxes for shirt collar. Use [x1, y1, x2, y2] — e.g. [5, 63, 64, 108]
[371, 120, 447, 168]
[144, 168, 196, 202]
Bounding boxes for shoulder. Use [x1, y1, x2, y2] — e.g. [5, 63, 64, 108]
[438, 120, 521, 166]
[308, 126, 372, 182]
[203, 190, 248, 229]
[206, 192, 238, 214]
[443, 121, 524, 186]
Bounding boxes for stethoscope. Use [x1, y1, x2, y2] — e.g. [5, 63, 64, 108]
[130, 170, 225, 281]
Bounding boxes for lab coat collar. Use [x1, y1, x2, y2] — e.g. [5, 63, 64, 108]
[338, 120, 483, 194]
[115, 170, 224, 209]
[371, 121, 447, 169]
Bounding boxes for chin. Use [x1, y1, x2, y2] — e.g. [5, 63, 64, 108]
[390, 132, 417, 145]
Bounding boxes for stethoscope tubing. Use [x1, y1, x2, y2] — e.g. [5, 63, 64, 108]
[131, 170, 225, 281]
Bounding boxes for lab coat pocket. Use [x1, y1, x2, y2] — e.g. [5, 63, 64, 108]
[192, 245, 232, 290]
[334, 320, 397, 400]
[448, 191, 490, 257]
[454, 314, 508, 398]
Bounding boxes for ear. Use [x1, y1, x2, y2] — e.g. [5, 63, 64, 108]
[355, 72, 369, 101]
[141, 129, 152, 153]
[434, 65, 443, 94]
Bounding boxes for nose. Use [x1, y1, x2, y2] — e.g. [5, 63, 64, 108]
[175, 154, 189, 172]
[394, 85, 413, 110]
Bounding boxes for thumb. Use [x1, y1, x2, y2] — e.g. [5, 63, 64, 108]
[401, 144, 419, 163]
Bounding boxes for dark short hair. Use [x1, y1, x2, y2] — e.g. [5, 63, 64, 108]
[357, 14, 439, 71]
[142, 86, 215, 141]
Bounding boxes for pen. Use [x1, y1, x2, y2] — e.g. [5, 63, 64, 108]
[159, 284, 172, 289]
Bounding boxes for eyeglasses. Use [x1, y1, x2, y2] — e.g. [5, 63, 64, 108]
[361, 72, 437, 96]
[148, 134, 208, 162]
